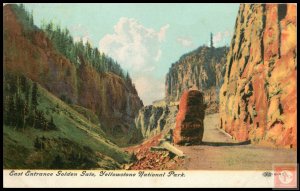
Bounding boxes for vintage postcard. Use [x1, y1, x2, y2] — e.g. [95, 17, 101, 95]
[3, 3, 297, 188]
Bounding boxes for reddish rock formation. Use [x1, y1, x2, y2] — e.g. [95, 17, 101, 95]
[125, 133, 184, 170]
[219, 4, 296, 148]
[174, 90, 205, 144]
[165, 46, 228, 114]
[3, 5, 143, 145]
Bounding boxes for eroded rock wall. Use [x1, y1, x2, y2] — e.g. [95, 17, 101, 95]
[165, 46, 228, 114]
[219, 4, 297, 148]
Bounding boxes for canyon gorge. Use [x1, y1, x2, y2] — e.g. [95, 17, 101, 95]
[3, 3, 297, 171]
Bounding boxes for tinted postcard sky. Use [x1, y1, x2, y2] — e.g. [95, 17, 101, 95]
[25, 3, 239, 105]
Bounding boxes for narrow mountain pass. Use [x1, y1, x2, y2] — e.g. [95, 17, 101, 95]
[176, 113, 297, 170]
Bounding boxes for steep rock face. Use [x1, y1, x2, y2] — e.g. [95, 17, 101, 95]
[135, 105, 178, 138]
[77, 61, 143, 137]
[4, 6, 78, 102]
[165, 46, 228, 113]
[174, 90, 205, 144]
[135, 106, 168, 138]
[3, 5, 143, 145]
[219, 4, 296, 148]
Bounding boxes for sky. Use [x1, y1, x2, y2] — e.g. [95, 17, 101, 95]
[24, 3, 240, 105]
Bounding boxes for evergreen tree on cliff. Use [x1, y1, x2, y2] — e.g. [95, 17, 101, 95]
[210, 33, 214, 48]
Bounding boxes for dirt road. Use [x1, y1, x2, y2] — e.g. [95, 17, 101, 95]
[176, 113, 297, 170]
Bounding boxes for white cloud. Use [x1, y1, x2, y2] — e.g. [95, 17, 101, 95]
[134, 75, 165, 106]
[99, 17, 169, 105]
[154, 49, 162, 62]
[213, 32, 222, 44]
[158, 24, 170, 42]
[177, 37, 194, 47]
[212, 31, 232, 47]
[99, 17, 169, 72]
[74, 35, 92, 45]
[70, 24, 93, 45]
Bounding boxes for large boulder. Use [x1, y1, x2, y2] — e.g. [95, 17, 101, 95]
[174, 90, 205, 145]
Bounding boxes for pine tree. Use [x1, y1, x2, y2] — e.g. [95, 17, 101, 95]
[19, 4, 25, 12]
[15, 95, 25, 129]
[31, 82, 38, 128]
[48, 116, 56, 130]
[23, 102, 29, 131]
[9, 75, 17, 95]
[29, 10, 34, 26]
[3, 96, 8, 125]
[25, 82, 31, 103]
[31, 82, 38, 110]
[7, 95, 16, 127]
[126, 72, 132, 86]
[40, 20, 129, 81]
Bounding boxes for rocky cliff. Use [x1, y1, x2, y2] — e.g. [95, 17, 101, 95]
[165, 46, 228, 113]
[219, 4, 297, 148]
[136, 36, 228, 139]
[135, 105, 178, 138]
[4, 4, 143, 146]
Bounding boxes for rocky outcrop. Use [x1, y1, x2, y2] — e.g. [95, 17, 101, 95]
[165, 46, 228, 113]
[174, 90, 205, 144]
[219, 4, 297, 148]
[135, 105, 178, 138]
[3, 5, 143, 145]
[77, 61, 143, 144]
[124, 133, 185, 170]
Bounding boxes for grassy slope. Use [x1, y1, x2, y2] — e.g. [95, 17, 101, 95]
[3, 80, 131, 169]
[70, 104, 100, 125]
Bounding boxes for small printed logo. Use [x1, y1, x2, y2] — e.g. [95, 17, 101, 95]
[273, 164, 297, 188]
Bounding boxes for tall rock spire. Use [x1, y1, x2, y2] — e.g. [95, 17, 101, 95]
[210, 32, 214, 48]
